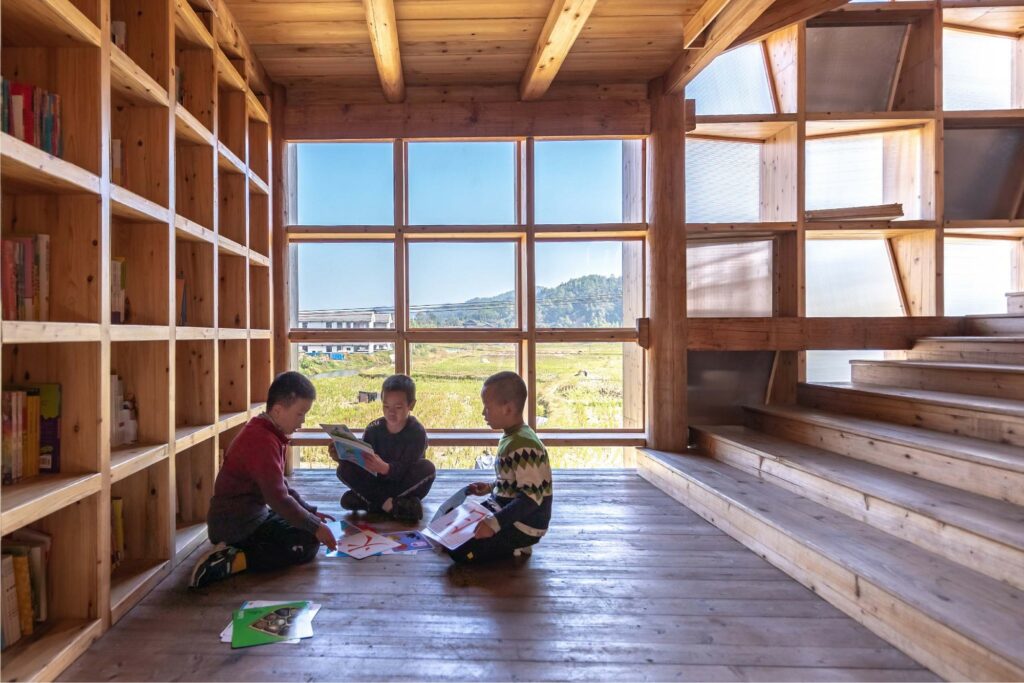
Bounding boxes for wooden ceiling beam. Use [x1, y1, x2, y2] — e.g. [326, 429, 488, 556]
[683, 0, 733, 49]
[209, 0, 272, 94]
[520, 0, 599, 101]
[730, 0, 850, 47]
[362, 0, 405, 103]
[662, 0, 775, 94]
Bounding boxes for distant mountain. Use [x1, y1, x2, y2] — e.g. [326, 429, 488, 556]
[414, 274, 623, 328]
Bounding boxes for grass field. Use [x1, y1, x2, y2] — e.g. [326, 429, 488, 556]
[296, 343, 636, 468]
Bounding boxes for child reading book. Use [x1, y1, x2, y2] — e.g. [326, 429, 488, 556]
[445, 371, 552, 563]
[189, 372, 337, 589]
[336, 374, 435, 521]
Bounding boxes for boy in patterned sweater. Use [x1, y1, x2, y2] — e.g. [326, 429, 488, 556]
[448, 371, 553, 563]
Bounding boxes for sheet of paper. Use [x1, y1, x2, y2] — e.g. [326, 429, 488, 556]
[422, 500, 492, 550]
[231, 601, 317, 649]
[431, 486, 469, 522]
[220, 601, 321, 644]
[324, 520, 401, 559]
[382, 530, 432, 554]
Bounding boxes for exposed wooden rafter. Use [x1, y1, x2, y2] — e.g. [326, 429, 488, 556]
[730, 0, 850, 47]
[683, 0, 732, 49]
[362, 0, 405, 103]
[520, 0, 599, 101]
[662, 0, 775, 94]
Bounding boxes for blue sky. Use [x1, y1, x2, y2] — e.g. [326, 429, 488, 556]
[295, 141, 627, 312]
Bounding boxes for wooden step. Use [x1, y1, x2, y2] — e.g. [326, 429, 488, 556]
[907, 336, 1024, 365]
[850, 359, 1024, 400]
[744, 404, 1024, 505]
[1007, 292, 1024, 315]
[636, 449, 1024, 682]
[965, 314, 1024, 336]
[797, 382, 1024, 447]
[691, 424, 1024, 590]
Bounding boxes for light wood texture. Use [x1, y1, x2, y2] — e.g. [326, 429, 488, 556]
[851, 358, 1024, 400]
[361, 0, 405, 103]
[520, 0, 599, 101]
[684, 0, 734, 48]
[0, 0, 102, 48]
[731, 0, 849, 47]
[806, 204, 905, 222]
[111, 46, 171, 107]
[1, 133, 102, 195]
[908, 335, 1024, 364]
[59, 469, 935, 683]
[637, 450, 1024, 681]
[174, 0, 214, 49]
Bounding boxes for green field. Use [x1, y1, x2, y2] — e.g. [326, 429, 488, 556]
[297, 343, 633, 469]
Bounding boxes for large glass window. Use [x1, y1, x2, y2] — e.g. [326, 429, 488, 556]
[407, 142, 516, 224]
[296, 143, 394, 225]
[292, 343, 396, 428]
[535, 241, 641, 328]
[408, 241, 517, 328]
[410, 344, 518, 429]
[292, 242, 395, 328]
[536, 343, 642, 430]
[535, 140, 626, 224]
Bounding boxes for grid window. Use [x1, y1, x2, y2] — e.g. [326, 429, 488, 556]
[535, 241, 642, 328]
[292, 242, 395, 328]
[686, 139, 761, 223]
[410, 344, 518, 429]
[407, 142, 516, 225]
[686, 44, 775, 116]
[295, 143, 394, 225]
[535, 140, 629, 224]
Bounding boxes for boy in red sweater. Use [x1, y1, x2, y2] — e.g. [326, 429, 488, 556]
[189, 372, 337, 589]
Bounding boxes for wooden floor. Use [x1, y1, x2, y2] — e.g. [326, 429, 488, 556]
[60, 470, 937, 682]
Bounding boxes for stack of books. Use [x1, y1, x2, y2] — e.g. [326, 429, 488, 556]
[111, 257, 128, 324]
[1, 236, 50, 321]
[0, 78, 63, 157]
[1, 529, 52, 650]
[1, 384, 61, 484]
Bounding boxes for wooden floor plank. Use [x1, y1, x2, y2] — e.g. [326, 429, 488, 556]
[58, 469, 935, 682]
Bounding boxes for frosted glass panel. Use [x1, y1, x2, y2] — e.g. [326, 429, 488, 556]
[806, 135, 884, 211]
[945, 239, 1014, 315]
[806, 240, 903, 316]
[806, 25, 905, 112]
[686, 44, 775, 115]
[943, 29, 1014, 111]
[686, 139, 761, 222]
[688, 241, 773, 316]
[807, 350, 887, 383]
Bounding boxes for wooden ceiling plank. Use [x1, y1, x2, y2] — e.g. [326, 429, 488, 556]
[363, 0, 406, 102]
[520, 0, 600, 100]
[683, 0, 733, 48]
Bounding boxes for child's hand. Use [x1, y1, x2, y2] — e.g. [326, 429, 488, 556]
[316, 523, 338, 551]
[314, 511, 335, 523]
[364, 452, 391, 476]
[467, 482, 492, 496]
[474, 523, 496, 539]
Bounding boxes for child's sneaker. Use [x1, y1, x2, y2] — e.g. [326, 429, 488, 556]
[391, 495, 423, 521]
[340, 490, 363, 511]
[188, 543, 242, 589]
[513, 545, 533, 558]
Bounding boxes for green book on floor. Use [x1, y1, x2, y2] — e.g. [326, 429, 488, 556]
[230, 601, 315, 649]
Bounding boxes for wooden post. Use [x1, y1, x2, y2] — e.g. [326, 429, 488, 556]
[622, 139, 645, 430]
[645, 82, 688, 451]
[271, 82, 289, 376]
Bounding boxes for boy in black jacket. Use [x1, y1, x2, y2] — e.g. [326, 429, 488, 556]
[336, 374, 435, 521]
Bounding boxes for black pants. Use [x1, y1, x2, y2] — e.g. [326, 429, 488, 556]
[234, 511, 320, 572]
[336, 459, 436, 510]
[446, 525, 540, 564]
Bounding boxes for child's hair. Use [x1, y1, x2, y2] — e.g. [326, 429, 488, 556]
[381, 374, 416, 405]
[267, 371, 316, 409]
[483, 371, 527, 413]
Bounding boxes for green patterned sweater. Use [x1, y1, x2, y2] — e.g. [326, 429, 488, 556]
[486, 424, 553, 537]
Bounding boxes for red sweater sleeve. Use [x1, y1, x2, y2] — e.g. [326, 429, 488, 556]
[250, 441, 321, 534]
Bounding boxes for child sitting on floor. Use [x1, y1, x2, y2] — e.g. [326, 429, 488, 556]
[189, 371, 337, 589]
[447, 371, 552, 563]
[337, 374, 436, 521]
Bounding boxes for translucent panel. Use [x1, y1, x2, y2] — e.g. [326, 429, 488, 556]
[945, 239, 1015, 315]
[943, 29, 1014, 111]
[292, 242, 395, 328]
[292, 343, 396, 428]
[688, 241, 773, 316]
[806, 350, 887, 383]
[686, 44, 775, 115]
[535, 241, 643, 328]
[943, 128, 1024, 220]
[536, 343, 642, 429]
[806, 26, 906, 112]
[295, 143, 394, 225]
[407, 142, 516, 225]
[409, 242, 517, 328]
[687, 351, 774, 425]
[806, 135, 884, 211]
[686, 139, 761, 222]
[535, 140, 626, 224]
[410, 344, 518, 429]
[806, 240, 903, 316]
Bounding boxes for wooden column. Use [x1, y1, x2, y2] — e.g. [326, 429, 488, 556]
[271, 82, 289, 376]
[622, 139, 645, 430]
[645, 81, 688, 451]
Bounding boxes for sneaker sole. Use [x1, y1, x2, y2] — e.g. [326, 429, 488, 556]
[188, 542, 227, 588]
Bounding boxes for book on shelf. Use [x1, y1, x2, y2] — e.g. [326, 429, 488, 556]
[111, 138, 124, 186]
[1, 235, 50, 322]
[111, 20, 127, 51]
[10, 555, 32, 636]
[2, 528, 51, 626]
[2, 383, 62, 483]
[111, 497, 125, 570]
[110, 373, 139, 448]
[111, 257, 129, 324]
[0, 77, 63, 157]
[176, 275, 187, 326]
[1, 555, 20, 649]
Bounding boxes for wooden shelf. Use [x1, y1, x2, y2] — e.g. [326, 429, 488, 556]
[1, 0, 101, 47]
[248, 170, 270, 195]
[174, 214, 216, 244]
[0, 132, 101, 195]
[250, 328, 271, 339]
[249, 251, 271, 267]
[215, 48, 246, 91]
[218, 411, 248, 432]
[218, 236, 247, 258]
[1, 321, 102, 344]
[174, 423, 216, 451]
[174, 0, 215, 50]
[217, 142, 246, 175]
[246, 90, 269, 123]
[1, 472, 102, 535]
[691, 118, 797, 141]
[109, 325, 171, 342]
[218, 328, 247, 340]
[174, 521, 208, 562]
[249, 402, 267, 416]
[174, 106, 215, 147]
[944, 110, 1024, 129]
[806, 113, 936, 137]
[111, 444, 169, 484]
[0, 619, 103, 683]
[111, 45, 170, 107]
[110, 560, 168, 624]
[111, 185, 171, 223]
[175, 326, 217, 340]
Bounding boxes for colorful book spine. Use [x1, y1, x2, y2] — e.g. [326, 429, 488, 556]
[33, 383, 61, 473]
[1, 555, 20, 649]
[0, 236, 51, 322]
[11, 555, 32, 637]
[24, 389, 41, 478]
[1, 80, 63, 157]
[1, 393, 12, 484]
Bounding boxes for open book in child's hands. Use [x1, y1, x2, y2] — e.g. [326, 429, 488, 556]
[321, 423, 377, 476]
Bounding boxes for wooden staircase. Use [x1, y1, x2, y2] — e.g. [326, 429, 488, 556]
[639, 295, 1024, 681]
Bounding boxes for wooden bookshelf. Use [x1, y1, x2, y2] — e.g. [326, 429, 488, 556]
[1, 0, 274, 676]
